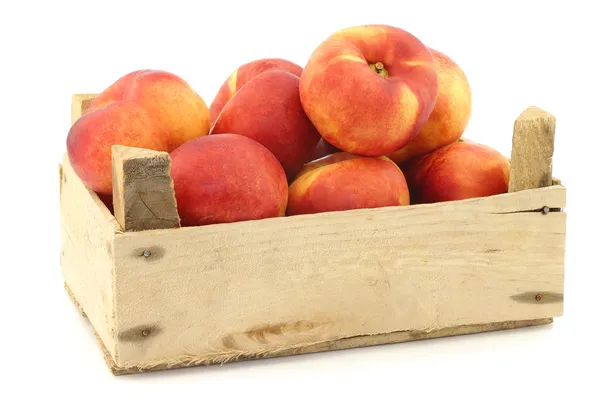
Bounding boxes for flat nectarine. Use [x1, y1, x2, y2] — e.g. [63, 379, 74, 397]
[170, 134, 288, 226]
[209, 58, 303, 124]
[388, 48, 472, 163]
[210, 70, 321, 180]
[299, 24, 439, 156]
[84, 69, 210, 152]
[401, 141, 510, 204]
[68, 69, 210, 195]
[287, 152, 410, 215]
[67, 101, 168, 195]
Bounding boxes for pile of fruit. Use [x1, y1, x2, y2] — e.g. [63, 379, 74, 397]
[67, 24, 510, 227]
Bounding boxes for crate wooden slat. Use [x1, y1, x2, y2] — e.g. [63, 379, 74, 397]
[66, 281, 552, 375]
[60, 94, 566, 375]
[509, 106, 556, 192]
[111, 145, 181, 232]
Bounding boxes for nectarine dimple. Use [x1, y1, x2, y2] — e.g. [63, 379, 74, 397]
[401, 141, 510, 204]
[388, 48, 472, 164]
[209, 58, 303, 124]
[210, 70, 321, 180]
[287, 152, 410, 215]
[299, 24, 439, 156]
[170, 134, 289, 226]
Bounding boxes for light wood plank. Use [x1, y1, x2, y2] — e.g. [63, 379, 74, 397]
[60, 154, 120, 362]
[63, 282, 552, 375]
[70, 93, 98, 125]
[509, 106, 556, 192]
[111, 145, 180, 232]
[111, 185, 565, 369]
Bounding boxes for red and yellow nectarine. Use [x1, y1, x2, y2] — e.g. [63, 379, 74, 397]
[170, 134, 288, 226]
[388, 48, 472, 163]
[210, 70, 321, 180]
[287, 152, 410, 215]
[67, 101, 169, 195]
[299, 24, 439, 156]
[401, 140, 510, 204]
[84, 69, 210, 152]
[67, 69, 210, 195]
[209, 58, 303, 124]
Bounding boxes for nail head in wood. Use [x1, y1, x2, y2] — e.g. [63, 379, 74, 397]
[535, 294, 543, 301]
[142, 249, 151, 258]
[542, 206, 550, 215]
[508, 106, 556, 192]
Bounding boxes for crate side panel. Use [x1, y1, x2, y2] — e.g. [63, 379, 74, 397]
[112, 186, 566, 369]
[60, 154, 120, 360]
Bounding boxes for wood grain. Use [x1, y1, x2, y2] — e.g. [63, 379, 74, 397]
[509, 106, 556, 192]
[64, 281, 552, 376]
[61, 93, 121, 364]
[126, 318, 555, 375]
[110, 184, 565, 369]
[60, 154, 120, 362]
[111, 145, 180, 232]
[65, 278, 553, 375]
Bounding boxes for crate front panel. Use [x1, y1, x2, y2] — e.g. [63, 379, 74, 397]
[111, 186, 565, 368]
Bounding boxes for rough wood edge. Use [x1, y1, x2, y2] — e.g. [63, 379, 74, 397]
[111, 145, 180, 232]
[509, 106, 556, 192]
[109, 318, 554, 376]
[64, 282, 553, 376]
[552, 177, 562, 186]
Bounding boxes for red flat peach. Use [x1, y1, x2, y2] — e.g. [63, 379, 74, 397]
[389, 48, 472, 163]
[211, 70, 321, 180]
[299, 24, 438, 156]
[401, 141, 510, 204]
[287, 152, 410, 215]
[170, 134, 288, 226]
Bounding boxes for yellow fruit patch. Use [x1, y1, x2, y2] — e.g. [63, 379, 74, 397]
[227, 70, 238, 93]
[292, 166, 328, 194]
[334, 54, 366, 63]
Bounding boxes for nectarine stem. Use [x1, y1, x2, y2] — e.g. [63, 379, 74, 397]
[369, 62, 389, 78]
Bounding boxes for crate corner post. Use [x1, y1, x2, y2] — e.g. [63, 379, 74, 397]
[508, 105, 565, 322]
[111, 145, 180, 233]
[509, 105, 557, 193]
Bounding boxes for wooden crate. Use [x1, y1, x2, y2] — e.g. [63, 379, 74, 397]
[60, 94, 566, 375]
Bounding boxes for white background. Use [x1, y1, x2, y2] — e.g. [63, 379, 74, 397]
[2, 0, 599, 398]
